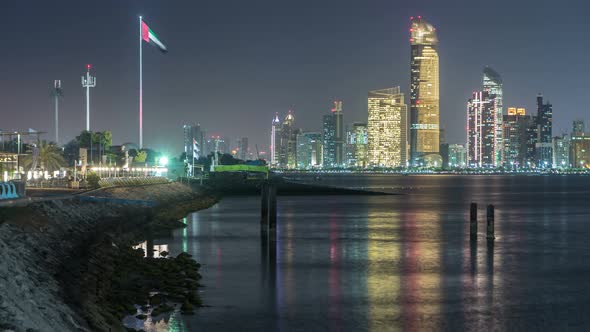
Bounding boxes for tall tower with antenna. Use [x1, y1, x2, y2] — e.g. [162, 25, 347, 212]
[51, 80, 63, 144]
[81, 64, 96, 131]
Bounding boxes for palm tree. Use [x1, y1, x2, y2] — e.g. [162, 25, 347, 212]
[22, 141, 65, 172]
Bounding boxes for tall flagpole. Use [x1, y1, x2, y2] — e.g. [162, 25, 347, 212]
[139, 16, 143, 149]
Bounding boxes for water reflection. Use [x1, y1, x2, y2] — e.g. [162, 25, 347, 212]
[328, 212, 342, 331]
[143, 175, 590, 331]
[367, 209, 401, 331]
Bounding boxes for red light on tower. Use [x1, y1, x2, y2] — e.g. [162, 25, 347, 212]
[87, 64, 92, 70]
[418, 15, 422, 19]
[410, 16, 414, 20]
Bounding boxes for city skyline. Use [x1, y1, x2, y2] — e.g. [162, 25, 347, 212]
[1, 1, 589, 156]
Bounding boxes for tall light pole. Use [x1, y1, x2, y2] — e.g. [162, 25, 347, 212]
[15, 132, 21, 180]
[51, 80, 63, 144]
[81, 64, 96, 131]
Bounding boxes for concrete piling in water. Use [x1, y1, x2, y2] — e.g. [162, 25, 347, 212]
[486, 204, 495, 240]
[470, 202, 477, 239]
[268, 182, 277, 243]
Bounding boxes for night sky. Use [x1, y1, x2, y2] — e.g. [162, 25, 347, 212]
[1, 0, 589, 156]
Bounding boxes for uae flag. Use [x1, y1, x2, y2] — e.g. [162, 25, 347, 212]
[142, 20, 167, 53]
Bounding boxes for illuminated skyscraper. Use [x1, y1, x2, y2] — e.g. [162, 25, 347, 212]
[409, 16, 440, 166]
[571, 135, 590, 169]
[535, 94, 553, 168]
[323, 113, 336, 168]
[279, 111, 297, 169]
[367, 87, 408, 167]
[345, 123, 368, 168]
[552, 134, 570, 168]
[271, 113, 281, 166]
[333, 101, 344, 166]
[503, 107, 531, 167]
[483, 67, 503, 164]
[447, 144, 467, 168]
[571, 120, 589, 169]
[296, 132, 312, 169]
[322, 101, 344, 168]
[467, 91, 497, 167]
[297, 131, 323, 169]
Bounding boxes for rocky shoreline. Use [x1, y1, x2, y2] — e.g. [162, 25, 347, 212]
[0, 182, 219, 332]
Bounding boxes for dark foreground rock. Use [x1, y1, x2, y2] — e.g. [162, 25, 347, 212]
[0, 182, 218, 332]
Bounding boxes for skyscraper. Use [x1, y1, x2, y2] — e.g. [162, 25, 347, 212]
[271, 113, 281, 166]
[467, 91, 497, 167]
[333, 101, 344, 166]
[296, 132, 312, 169]
[322, 101, 344, 168]
[367, 87, 408, 168]
[552, 134, 570, 168]
[483, 67, 503, 164]
[447, 144, 467, 168]
[307, 132, 323, 167]
[409, 16, 440, 166]
[571, 120, 589, 169]
[296, 131, 322, 169]
[503, 107, 531, 167]
[322, 113, 336, 168]
[279, 111, 297, 169]
[535, 94, 553, 168]
[525, 118, 538, 167]
[345, 123, 368, 168]
[571, 135, 590, 169]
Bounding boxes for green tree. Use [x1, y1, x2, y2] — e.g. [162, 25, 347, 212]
[63, 139, 80, 166]
[135, 150, 147, 163]
[76, 130, 92, 148]
[22, 141, 66, 172]
[93, 130, 112, 150]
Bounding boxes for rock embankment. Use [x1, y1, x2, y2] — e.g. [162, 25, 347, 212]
[0, 182, 218, 332]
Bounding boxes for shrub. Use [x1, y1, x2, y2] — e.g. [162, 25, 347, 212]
[86, 172, 101, 188]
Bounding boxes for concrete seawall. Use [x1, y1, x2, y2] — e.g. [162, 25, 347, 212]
[0, 182, 218, 332]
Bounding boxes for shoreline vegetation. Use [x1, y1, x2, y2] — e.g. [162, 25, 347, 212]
[0, 181, 219, 332]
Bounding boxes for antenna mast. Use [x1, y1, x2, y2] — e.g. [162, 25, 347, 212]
[81, 64, 96, 131]
[51, 80, 63, 144]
